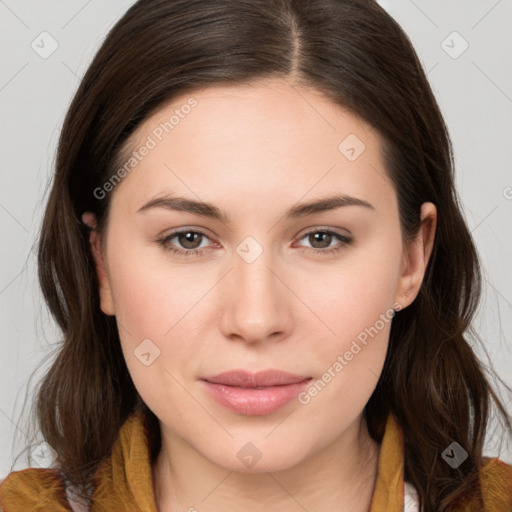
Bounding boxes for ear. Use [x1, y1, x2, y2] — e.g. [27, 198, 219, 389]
[395, 202, 437, 309]
[82, 212, 115, 316]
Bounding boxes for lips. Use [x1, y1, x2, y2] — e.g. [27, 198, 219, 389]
[201, 369, 310, 388]
[200, 369, 312, 416]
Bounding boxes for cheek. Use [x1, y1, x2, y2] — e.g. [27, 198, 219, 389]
[106, 256, 205, 419]
[293, 282, 395, 432]
[291, 236, 401, 395]
[103, 236, 210, 395]
[106, 234, 207, 339]
[298, 239, 402, 342]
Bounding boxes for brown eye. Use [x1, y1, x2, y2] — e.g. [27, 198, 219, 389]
[296, 229, 353, 256]
[158, 229, 213, 256]
[308, 231, 333, 249]
[176, 231, 203, 249]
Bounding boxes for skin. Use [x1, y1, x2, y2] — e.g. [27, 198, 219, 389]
[82, 78, 436, 512]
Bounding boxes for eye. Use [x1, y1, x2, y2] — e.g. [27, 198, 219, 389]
[157, 229, 216, 257]
[295, 228, 353, 255]
[157, 227, 353, 258]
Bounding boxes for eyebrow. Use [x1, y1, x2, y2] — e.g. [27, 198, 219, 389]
[136, 193, 375, 222]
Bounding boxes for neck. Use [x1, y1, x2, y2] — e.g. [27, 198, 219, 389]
[152, 414, 380, 512]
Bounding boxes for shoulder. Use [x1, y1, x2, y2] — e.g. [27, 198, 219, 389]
[401, 458, 511, 512]
[480, 456, 512, 505]
[0, 468, 71, 511]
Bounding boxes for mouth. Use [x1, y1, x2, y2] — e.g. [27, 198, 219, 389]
[200, 369, 313, 416]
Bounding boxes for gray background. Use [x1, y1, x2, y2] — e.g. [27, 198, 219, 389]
[1, 0, 511, 478]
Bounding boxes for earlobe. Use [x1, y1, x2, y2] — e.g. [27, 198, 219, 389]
[395, 202, 437, 309]
[81, 212, 116, 316]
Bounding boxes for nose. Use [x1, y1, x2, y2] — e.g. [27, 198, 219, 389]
[219, 243, 293, 345]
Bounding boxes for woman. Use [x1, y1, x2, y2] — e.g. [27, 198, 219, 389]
[1, 0, 511, 511]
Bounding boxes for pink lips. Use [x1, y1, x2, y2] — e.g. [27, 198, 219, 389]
[201, 369, 312, 416]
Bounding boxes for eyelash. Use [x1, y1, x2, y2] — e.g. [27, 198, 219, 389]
[157, 228, 353, 257]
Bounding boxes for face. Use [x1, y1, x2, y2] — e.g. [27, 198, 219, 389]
[85, 78, 435, 473]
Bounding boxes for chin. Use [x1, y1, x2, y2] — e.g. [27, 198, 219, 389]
[207, 442, 306, 474]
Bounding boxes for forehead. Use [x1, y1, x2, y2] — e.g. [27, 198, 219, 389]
[109, 78, 395, 217]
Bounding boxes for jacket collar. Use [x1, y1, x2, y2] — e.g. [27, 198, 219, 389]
[369, 412, 405, 511]
[89, 411, 405, 511]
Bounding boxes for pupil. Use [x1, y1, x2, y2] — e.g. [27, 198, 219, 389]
[180, 232, 200, 248]
[311, 232, 330, 248]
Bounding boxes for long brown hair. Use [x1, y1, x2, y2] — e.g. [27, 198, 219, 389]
[32, 0, 510, 509]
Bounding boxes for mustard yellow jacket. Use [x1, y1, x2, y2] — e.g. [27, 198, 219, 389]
[1, 412, 511, 511]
